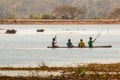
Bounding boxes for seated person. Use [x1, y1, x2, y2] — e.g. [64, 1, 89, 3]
[88, 37, 95, 47]
[67, 39, 74, 47]
[52, 38, 58, 47]
[78, 39, 85, 48]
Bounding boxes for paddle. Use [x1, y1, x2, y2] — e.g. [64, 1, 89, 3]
[93, 33, 100, 42]
[93, 29, 103, 42]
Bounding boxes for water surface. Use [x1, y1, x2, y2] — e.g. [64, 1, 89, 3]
[0, 24, 120, 67]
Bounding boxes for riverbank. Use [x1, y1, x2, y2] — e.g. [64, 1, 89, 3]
[0, 63, 120, 71]
[0, 19, 120, 24]
[0, 63, 120, 80]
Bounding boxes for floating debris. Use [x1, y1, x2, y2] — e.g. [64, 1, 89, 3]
[6, 29, 17, 34]
[36, 29, 44, 32]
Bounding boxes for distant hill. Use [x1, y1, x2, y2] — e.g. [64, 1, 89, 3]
[0, 0, 120, 19]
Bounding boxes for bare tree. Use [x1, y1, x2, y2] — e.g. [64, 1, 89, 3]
[52, 6, 85, 19]
[108, 8, 120, 19]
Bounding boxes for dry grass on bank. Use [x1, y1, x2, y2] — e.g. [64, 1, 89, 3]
[0, 75, 119, 80]
[0, 63, 120, 72]
[0, 63, 120, 80]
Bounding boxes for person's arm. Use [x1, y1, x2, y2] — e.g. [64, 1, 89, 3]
[93, 39, 96, 42]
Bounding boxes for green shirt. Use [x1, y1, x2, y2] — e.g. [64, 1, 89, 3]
[88, 40, 93, 47]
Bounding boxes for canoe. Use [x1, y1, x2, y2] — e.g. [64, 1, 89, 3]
[47, 45, 112, 48]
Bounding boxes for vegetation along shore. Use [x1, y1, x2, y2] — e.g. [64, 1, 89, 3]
[0, 63, 120, 80]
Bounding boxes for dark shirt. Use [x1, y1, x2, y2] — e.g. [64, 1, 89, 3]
[52, 41, 55, 47]
[67, 41, 72, 47]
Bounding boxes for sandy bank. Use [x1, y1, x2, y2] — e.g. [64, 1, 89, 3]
[0, 19, 120, 24]
[0, 71, 61, 77]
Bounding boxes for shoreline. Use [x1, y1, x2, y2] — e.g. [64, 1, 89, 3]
[0, 19, 120, 25]
[0, 63, 120, 79]
[0, 61, 120, 68]
[0, 62, 120, 70]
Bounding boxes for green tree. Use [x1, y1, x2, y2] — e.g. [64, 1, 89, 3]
[41, 14, 50, 19]
[6, 12, 19, 19]
[29, 14, 34, 19]
[29, 14, 41, 19]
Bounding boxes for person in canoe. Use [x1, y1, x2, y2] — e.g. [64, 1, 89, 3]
[52, 37, 58, 48]
[67, 39, 74, 47]
[88, 37, 96, 47]
[78, 39, 85, 48]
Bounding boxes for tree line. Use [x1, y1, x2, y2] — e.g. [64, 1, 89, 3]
[0, 0, 119, 19]
[3, 6, 120, 19]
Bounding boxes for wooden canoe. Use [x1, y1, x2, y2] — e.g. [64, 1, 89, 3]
[47, 45, 112, 48]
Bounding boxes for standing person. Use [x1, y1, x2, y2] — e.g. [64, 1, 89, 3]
[88, 37, 95, 47]
[52, 37, 58, 48]
[78, 39, 85, 48]
[67, 39, 73, 47]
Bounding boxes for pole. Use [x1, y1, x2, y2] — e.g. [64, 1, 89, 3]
[93, 29, 103, 42]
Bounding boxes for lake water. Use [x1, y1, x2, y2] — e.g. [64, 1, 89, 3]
[0, 24, 120, 67]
